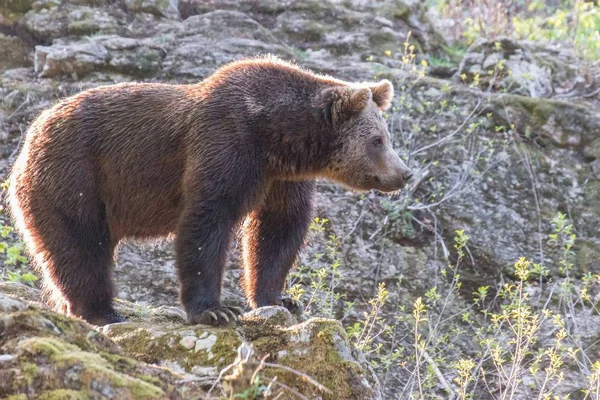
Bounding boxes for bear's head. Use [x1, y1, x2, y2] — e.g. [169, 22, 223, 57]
[315, 80, 412, 193]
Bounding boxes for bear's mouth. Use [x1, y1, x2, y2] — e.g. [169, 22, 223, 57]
[372, 176, 404, 193]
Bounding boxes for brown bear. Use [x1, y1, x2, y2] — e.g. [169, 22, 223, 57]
[8, 56, 412, 326]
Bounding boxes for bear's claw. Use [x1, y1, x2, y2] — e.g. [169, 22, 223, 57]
[187, 306, 243, 326]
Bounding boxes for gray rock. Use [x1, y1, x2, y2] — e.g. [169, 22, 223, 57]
[22, 4, 122, 39]
[35, 42, 109, 78]
[0, 293, 27, 313]
[67, 6, 120, 35]
[242, 306, 297, 327]
[161, 11, 292, 79]
[123, 0, 180, 19]
[34, 35, 165, 78]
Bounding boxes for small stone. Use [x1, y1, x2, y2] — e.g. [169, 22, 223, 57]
[0, 354, 15, 362]
[194, 333, 217, 353]
[179, 335, 197, 350]
[152, 306, 186, 322]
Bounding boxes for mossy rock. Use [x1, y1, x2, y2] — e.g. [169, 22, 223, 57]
[1, 0, 34, 13]
[0, 34, 32, 73]
[0, 283, 381, 399]
[267, 319, 380, 399]
[491, 94, 599, 149]
[0, 288, 206, 399]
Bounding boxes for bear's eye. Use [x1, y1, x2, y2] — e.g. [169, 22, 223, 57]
[372, 137, 383, 146]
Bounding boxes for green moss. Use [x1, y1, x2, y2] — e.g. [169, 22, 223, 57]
[209, 330, 244, 366]
[21, 362, 40, 384]
[248, 332, 287, 358]
[136, 51, 162, 75]
[382, 3, 410, 19]
[37, 389, 89, 400]
[494, 94, 587, 129]
[108, 324, 241, 370]
[1, 0, 33, 13]
[18, 336, 164, 399]
[139, 374, 164, 387]
[62, 351, 164, 399]
[19, 337, 80, 357]
[369, 30, 395, 47]
[268, 319, 372, 400]
[491, 94, 600, 149]
[68, 20, 99, 36]
[102, 351, 138, 367]
[5, 395, 28, 400]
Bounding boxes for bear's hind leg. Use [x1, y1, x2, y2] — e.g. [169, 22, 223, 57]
[28, 206, 123, 326]
[242, 181, 315, 311]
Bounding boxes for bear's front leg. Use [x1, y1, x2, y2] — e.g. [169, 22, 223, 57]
[242, 181, 315, 312]
[176, 204, 244, 325]
[176, 162, 265, 326]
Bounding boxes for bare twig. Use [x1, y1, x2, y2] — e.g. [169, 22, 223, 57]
[263, 377, 310, 400]
[9, 127, 26, 160]
[422, 349, 456, 400]
[411, 98, 482, 157]
[6, 93, 31, 120]
[263, 362, 332, 394]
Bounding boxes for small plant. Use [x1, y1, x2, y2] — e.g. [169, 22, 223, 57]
[1, 192, 34, 283]
[287, 217, 349, 319]
[347, 282, 390, 353]
[6, 270, 38, 287]
[453, 358, 475, 400]
[583, 361, 600, 399]
[0, 219, 28, 266]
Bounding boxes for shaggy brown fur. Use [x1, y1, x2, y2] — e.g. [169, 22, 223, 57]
[9, 56, 411, 326]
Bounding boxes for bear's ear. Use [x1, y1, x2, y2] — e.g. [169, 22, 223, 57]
[369, 80, 394, 111]
[315, 86, 372, 124]
[346, 87, 372, 114]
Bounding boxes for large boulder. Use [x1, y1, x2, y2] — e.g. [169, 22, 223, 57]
[34, 35, 165, 78]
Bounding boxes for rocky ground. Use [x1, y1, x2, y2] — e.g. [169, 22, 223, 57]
[2, 0, 600, 398]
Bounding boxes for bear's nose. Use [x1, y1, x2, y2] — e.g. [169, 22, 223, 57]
[403, 171, 413, 181]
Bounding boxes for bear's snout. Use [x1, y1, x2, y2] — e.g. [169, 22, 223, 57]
[374, 149, 412, 192]
[375, 168, 411, 192]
